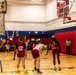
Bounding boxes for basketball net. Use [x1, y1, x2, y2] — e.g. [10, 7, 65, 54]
[63, 0, 76, 24]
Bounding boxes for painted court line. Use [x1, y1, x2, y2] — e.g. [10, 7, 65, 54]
[26, 57, 60, 75]
[40, 64, 60, 75]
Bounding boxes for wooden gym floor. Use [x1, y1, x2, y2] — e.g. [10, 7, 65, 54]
[0, 50, 76, 75]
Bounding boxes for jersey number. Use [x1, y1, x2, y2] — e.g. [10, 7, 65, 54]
[18, 46, 23, 51]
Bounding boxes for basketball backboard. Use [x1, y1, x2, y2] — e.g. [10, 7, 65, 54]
[63, 0, 76, 24]
[0, 13, 5, 35]
[0, 0, 7, 13]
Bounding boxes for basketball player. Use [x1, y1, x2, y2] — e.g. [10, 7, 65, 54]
[45, 35, 61, 71]
[16, 36, 28, 74]
[32, 39, 44, 74]
[13, 45, 16, 60]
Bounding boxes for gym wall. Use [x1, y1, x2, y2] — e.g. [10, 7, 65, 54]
[55, 31, 76, 55]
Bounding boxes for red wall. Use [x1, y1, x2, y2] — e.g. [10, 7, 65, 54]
[55, 31, 76, 55]
[42, 38, 50, 45]
[13, 38, 19, 44]
[42, 38, 50, 49]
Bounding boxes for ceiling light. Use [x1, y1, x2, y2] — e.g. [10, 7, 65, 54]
[35, 31, 38, 34]
[57, 0, 65, 3]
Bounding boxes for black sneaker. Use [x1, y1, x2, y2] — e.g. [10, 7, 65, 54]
[13, 58, 15, 60]
[37, 71, 42, 74]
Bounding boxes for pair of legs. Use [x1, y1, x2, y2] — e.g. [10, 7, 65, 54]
[66, 46, 71, 55]
[32, 50, 42, 73]
[17, 56, 25, 71]
[34, 57, 40, 70]
[33, 57, 42, 73]
[52, 50, 61, 70]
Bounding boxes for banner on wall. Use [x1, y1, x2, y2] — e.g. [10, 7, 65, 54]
[57, 0, 69, 17]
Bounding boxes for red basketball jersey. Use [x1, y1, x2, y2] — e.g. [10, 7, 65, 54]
[17, 41, 25, 57]
[52, 41, 55, 49]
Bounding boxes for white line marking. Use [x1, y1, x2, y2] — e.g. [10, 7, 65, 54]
[27, 57, 60, 75]
[40, 64, 60, 75]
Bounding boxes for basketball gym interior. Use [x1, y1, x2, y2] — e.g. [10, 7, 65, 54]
[0, 0, 76, 75]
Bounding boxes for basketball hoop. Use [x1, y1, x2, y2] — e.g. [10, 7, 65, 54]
[63, 2, 76, 24]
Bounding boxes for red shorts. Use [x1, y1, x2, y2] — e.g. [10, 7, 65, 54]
[52, 49, 60, 54]
[17, 52, 25, 57]
[32, 49, 39, 58]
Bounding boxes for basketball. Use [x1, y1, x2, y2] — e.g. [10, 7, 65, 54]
[2, 39, 6, 44]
